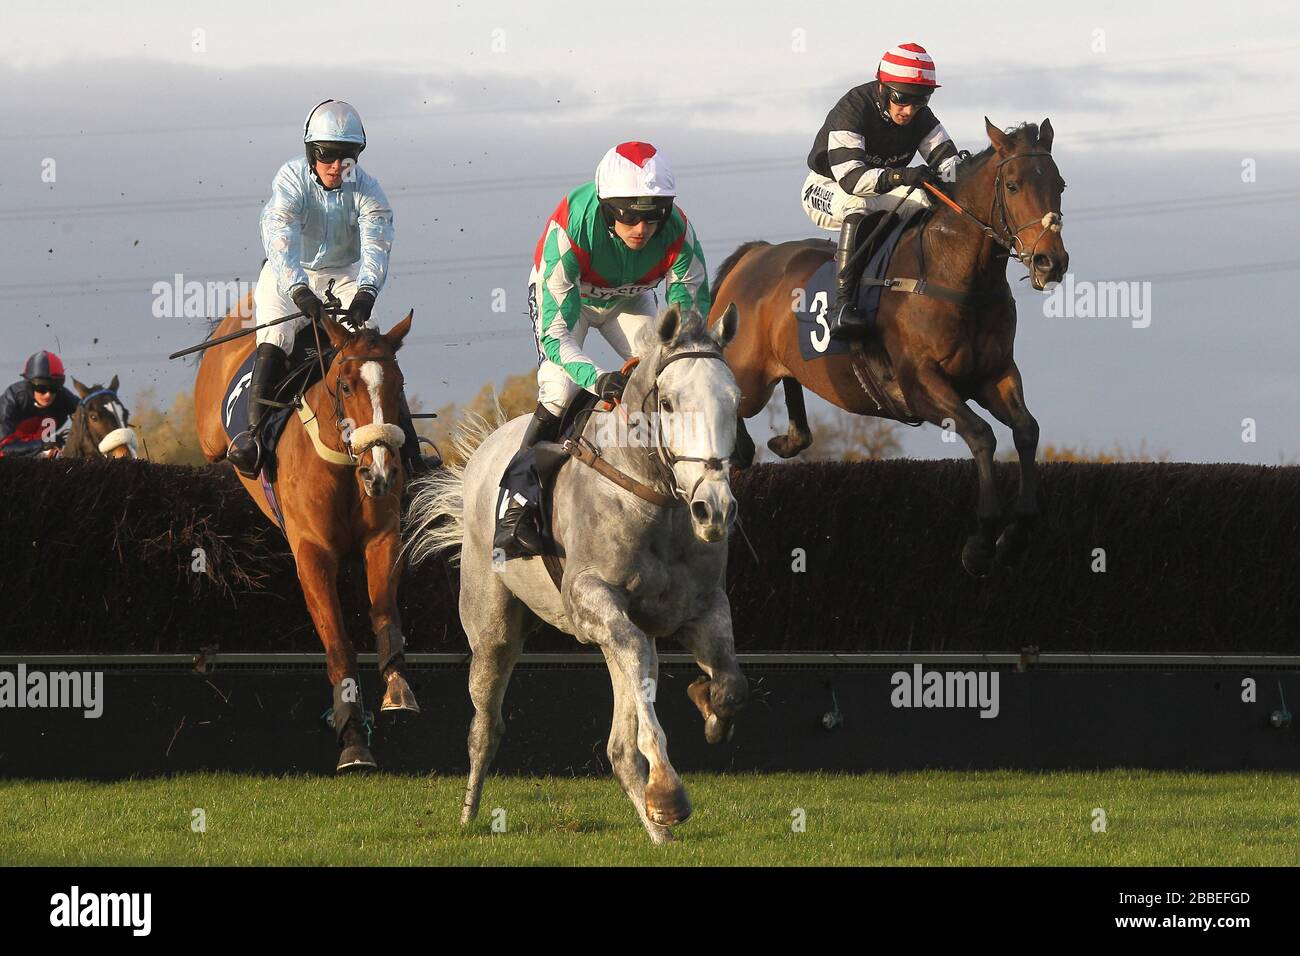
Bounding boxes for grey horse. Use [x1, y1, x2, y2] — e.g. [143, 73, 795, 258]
[405, 305, 749, 843]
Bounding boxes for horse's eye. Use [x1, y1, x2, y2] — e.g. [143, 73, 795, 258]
[1006, 181, 1020, 194]
[340, 382, 351, 394]
[660, 398, 673, 413]
[89, 412, 98, 421]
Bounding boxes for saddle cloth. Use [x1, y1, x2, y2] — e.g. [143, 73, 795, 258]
[794, 210, 919, 361]
[220, 329, 337, 483]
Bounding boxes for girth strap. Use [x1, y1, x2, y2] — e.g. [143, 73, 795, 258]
[862, 276, 1013, 307]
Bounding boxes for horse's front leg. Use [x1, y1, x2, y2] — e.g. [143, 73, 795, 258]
[362, 526, 420, 715]
[295, 539, 375, 771]
[674, 589, 748, 744]
[910, 362, 1002, 577]
[978, 364, 1041, 566]
[568, 574, 691, 830]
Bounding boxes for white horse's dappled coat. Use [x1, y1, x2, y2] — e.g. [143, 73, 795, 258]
[406, 306, 749, 842]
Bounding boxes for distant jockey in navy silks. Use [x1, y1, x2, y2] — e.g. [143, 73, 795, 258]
[0, 352, 78, 459]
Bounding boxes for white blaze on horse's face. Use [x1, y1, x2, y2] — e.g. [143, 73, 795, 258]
[359, 361, 392, 486]
[657, 358, 740, 543]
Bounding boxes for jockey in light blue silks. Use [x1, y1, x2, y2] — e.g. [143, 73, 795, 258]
[227, 99, 430, 478]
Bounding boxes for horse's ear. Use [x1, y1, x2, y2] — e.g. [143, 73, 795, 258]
[985, 116, 1010, 154]
[385, 310, 413, 352]
[71, 378, 89, 397]
[322, 318, 351, 349]
[711, 303, 739, 349]
[1039, 118, 1054, 152]
[657, 305, 682, 345]
[109, 374, 119, 391]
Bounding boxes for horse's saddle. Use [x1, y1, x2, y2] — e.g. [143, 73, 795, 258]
[220, 327, 338, 482]
[794, 210, 918, 362]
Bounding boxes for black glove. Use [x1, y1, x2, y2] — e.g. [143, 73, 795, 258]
[347, 288, 376, 328]
[594, 369, 629, 404]
[291, 285, 324, 323]
[878, 165, 935, 192]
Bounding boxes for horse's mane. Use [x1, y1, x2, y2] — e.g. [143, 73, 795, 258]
[954, 122, 1042, 183]
[712, 241, 768, 293]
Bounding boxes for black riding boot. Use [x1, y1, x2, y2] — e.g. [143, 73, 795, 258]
[493, 403, 562, 558]
[396, 392, 440, 477]
[227, 342, 287, 478]
[828, 212, 872, 339]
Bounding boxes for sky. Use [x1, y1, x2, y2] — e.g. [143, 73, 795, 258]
[1, 0, 1297, 463]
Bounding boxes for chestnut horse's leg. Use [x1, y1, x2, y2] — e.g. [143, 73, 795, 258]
[767, 377, 814, 459]
[978, 365, 1041, 566]
[295, 539, 375, 771]
[363, 530, 420, 714]
[909, 363, 1003, 577]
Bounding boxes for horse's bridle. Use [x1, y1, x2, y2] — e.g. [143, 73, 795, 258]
[935, 150, 1064, 273]
[569, 348, 734, 507]
[307, 318, 403, 467]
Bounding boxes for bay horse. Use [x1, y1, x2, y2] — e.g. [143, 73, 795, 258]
[62, 376, 138, 459]
[711, 119, 1068, 575]
[405, 305, 748, 843]
[194, 292, 420, 771]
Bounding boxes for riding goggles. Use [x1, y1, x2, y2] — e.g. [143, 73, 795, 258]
[602, 196, 675, 226]
[311, 142, 363, 165]
[885, 87, 932, 107]
[28, 379, 57, 394]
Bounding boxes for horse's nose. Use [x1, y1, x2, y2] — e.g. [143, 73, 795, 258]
[1033, 253, 1054, 273]
[691, 500, 711, 524]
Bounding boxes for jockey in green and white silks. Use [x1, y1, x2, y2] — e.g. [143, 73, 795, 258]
[229, 100, 428, 479]
[494, 141, 711, 559]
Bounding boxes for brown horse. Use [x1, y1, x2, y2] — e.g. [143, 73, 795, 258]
[711, 118, 1068, 575]
[194, 292, 420, 771]
[62, 376, 138, 459]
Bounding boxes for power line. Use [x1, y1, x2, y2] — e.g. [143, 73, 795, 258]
[10, 258, 1299, 369]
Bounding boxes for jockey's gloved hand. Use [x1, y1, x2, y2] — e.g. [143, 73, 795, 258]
[291, 285, 324, 323]
[347, 288, 376, 328]
[879, 165, 936, 192]
[594, 369, 630, 404]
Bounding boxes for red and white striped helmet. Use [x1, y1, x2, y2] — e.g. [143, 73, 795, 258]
[876, 42, 940, 89]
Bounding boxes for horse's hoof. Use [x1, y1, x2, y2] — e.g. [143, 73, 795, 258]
[961, 535, 994, 577]
[995, 521, 1029, 566]
[380, 672, 421, 714]
[704, 714, 735, 745]
[766, 434, 809, 459]
[687, 678, 713, 718]
[336, 744, 378, 773]
[645, 778, 692, 828]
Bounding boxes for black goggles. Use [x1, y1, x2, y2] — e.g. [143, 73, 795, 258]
[311, 142, 362, 164]
[886, 87, 932, 107]
[28, 380, 57, 394]
[603, 197, 674, 226]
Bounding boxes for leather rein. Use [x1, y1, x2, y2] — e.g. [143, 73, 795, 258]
[562, 349, 733, 509]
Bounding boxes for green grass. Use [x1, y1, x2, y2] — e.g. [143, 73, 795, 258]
[1, 771, 1296, 866]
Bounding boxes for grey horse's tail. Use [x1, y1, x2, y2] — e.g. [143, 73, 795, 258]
[403, 403, 506, 567]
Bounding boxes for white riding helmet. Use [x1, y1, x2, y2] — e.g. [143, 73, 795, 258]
[303, 100, 367, 147]
[594, 141, 676, 200]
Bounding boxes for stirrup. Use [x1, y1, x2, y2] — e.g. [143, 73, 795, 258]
[494, 498, 544, 559]
[828, 302, 869, 339]
[227, 430, 263, 478]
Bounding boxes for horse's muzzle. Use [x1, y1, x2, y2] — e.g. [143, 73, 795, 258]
[688, 478, 736, 543]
